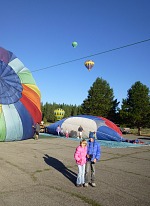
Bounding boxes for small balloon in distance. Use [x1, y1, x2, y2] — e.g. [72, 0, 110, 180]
[54, 108, 65, 120]
[84, 60, 94, 71]
[72, 41, 78, 48]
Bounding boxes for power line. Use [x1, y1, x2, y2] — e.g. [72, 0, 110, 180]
[31, 38, 150, 73]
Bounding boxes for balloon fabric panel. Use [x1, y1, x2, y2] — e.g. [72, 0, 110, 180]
[8, 58, 36, 85]
[22, 84, 41, 113]
[0, 61, 23, 104]
[97, 126, 122, 141]
[99, 116, 122, 136]
[3, 104, 23, 141]
[20, 93, 42, 124]
[0, 47, 15, 64]
[24, 84, 41, 97]
[8, 58, 25, 73]
[18, 70, 36, 85]
[14, 101, 34, 140]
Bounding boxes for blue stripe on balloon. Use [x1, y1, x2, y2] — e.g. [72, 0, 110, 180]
[47, 119, 66, 135]
[14, 101, 34, 140]
[97, 126, 122, 141]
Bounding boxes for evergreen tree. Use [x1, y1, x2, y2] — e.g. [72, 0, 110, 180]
[42, 102, 82, 123]
[81, 77, 119, 118]
[120, 81, 150, 128]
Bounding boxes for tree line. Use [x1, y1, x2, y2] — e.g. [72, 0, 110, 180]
[41, 77, 150, 129]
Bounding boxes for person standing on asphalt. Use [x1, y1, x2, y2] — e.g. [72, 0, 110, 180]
[84, 131, 101, 187]
[56, 125, 61, 136]
[32, 122, 40, 140]
[78, 125, 84, 139]
[74, 139, 87, 187]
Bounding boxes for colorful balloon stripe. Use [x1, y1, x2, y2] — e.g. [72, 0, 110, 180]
[0, 47, 42, 141]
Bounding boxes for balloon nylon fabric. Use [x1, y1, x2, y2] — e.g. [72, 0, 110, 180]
[0, 47, 42, 141]
[47, 115, 123, 141]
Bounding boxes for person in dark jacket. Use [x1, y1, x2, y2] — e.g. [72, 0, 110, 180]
[84, 131, 101, 187]
[32, 122, 40, 140]
[78, 125, 84, 139]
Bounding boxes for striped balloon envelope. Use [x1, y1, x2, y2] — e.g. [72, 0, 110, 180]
[46, 115, 124, 142]
[0, 47, 42, 141]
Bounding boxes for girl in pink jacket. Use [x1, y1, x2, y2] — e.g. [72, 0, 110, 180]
[74, 139, 87, 187]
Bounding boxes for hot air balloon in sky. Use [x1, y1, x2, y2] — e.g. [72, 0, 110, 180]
[72, 41, 78, 48]
[0, 47, 42, 141]
[54, 108, 65, 120]
[84, 60, 94, 71]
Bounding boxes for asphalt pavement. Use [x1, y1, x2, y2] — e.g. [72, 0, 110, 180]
[0, 135, 150, 206]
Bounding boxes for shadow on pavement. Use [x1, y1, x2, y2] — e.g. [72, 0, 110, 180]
[138, 137, 150, 140]
[43, 154, 77, 185]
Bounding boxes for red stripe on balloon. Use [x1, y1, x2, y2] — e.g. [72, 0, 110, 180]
[99, 116, 122, 135]
[20, 94, 42, 123]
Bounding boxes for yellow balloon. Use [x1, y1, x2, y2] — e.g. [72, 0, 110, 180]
[84, 60, 94, 71]
[54, 108, 65, 120]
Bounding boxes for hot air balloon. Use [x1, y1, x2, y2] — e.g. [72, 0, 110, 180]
[46, 115, 124, 142]
[54, 108, 65, 120]
[0, 47, 42, 141]
[84, 60, 94, 71]
[72, 41, 78, 48]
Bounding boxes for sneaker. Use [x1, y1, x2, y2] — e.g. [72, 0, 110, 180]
[84, 183, 88, 187]
[91, 183, 96, 187]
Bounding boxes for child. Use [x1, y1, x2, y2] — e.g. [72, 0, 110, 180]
[74, 139, 87, 187]
[56, 125, 61, 136]
[65, 129, 69, 138]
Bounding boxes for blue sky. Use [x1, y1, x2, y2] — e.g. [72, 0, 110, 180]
[1, 0, 150, 107]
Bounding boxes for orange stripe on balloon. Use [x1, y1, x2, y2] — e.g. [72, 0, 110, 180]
[20, 94, 42, 123]
[22, 84, 41, 112]
[20, 84, 42, 123]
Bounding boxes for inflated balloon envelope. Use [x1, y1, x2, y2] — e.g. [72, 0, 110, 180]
[84, 60, 94, 71]
[47, 115, 124, 142]
[72, 41, 78, 48]
[0, 47, 42, 141]
[54, 108, 65, 120]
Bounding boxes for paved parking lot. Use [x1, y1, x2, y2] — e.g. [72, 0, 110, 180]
[0, 136, 150, 206]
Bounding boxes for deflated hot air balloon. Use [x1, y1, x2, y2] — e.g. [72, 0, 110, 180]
[0, 47, 42, 141]
[84, 60, 94, 71]
[54, 108, 65, 120]
[72, 41, 78, 48]
[46, 115, 124, 142]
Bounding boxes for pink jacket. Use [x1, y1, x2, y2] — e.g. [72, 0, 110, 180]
[74, 145, 87, 165]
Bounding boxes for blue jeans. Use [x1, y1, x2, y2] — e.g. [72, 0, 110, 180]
[76, 164, 85, 185]
[85, 161, 96, 183]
